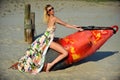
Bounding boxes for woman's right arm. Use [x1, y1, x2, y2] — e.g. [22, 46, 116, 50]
[55, 17, 83, 31]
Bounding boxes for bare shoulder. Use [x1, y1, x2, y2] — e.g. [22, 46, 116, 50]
[50, 16, 57, 21]
[54, 16, 60, 20]
[54, 16, 62, 23]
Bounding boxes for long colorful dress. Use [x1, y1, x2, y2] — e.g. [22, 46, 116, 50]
[17, 27, 55, 74]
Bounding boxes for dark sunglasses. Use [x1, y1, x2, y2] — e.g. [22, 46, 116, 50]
[48, 7, 54, 12]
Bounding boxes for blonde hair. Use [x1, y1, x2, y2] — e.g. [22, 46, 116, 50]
[43, 4, 52, 23]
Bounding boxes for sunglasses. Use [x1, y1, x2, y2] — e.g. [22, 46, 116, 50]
[48, 7, 54, 12]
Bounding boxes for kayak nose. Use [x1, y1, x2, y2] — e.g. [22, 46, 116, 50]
[112, 25, 119, 34]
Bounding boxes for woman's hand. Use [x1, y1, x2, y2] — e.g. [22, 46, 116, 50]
[73, 25, 84, 31]
[77, 27, 84, 31]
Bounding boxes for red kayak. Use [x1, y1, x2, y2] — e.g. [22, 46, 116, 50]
[44, 25, 119, 70]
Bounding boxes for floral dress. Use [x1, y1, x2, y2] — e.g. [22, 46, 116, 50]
[17, 27, 55, 74]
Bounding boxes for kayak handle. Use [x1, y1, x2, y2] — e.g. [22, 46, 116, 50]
[112, 25, 119, 34]
[78, 25, 119, 34]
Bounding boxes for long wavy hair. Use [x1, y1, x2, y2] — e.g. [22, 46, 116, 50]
[43, 4, 52, 23]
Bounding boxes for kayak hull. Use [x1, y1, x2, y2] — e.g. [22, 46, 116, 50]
[44, 26, 118, 71]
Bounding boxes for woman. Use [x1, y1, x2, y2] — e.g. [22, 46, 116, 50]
[10, 4, 83, 74]
[44, 4, 83, 72]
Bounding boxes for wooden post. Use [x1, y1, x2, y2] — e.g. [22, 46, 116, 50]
[26, 29, 32, 44]
[24, 4, 33, 44]
[30, 12, 35, 41]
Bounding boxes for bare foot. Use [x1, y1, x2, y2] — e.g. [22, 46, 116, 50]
[46, 63, 53, 72]
[32, 69, 38, 75]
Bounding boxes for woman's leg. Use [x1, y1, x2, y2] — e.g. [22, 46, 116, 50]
[46, 41, 68, 72]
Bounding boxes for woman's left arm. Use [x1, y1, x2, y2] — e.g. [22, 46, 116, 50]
[55, 17, 83, 31]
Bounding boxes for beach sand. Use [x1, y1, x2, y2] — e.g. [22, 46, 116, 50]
[0, 0, 120, 80]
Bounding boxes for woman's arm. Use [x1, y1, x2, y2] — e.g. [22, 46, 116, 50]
[55, 17, 83, 31]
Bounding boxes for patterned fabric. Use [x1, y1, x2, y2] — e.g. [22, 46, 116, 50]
[17, 27, 55, 74]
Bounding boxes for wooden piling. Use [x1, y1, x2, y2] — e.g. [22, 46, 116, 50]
[24, 4, 33, 44]
[30, 12, 35, 40]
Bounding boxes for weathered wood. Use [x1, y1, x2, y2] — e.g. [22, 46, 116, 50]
[26, 29, 33, 44]
[30, 12, 35, 40]
[24, 4, 33, 44]
[25, 4, 30, 21]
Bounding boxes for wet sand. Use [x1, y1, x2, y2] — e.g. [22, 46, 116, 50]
[0, 0, 120, 80]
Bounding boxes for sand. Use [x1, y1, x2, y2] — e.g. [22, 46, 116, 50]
[0, 0, 120, 80]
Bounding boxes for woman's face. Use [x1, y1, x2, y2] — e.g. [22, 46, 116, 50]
[47, 6, 54, 15]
